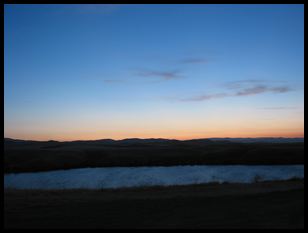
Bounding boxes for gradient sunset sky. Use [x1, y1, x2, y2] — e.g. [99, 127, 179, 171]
[4, 4, 304, 141]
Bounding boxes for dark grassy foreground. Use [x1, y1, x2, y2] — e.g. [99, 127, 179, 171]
[4, 180, 304, 229]
[4, 138, 304, 173]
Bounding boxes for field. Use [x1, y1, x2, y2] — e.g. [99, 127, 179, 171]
[4, 180, 304, 229]
[4, 138, 304, 229]
[4, 138, 304, 173]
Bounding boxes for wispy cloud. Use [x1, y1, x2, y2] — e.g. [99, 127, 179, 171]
[235, 85, 291, 96]
[130, 56, 208, 83]
[101, 69, 182, 84]
[137, 70, 182, 80]
[270, 86, 292, 93]
[180, 84, 292, 102]
[235, 85, 268, 96]
[181, 93, 229, 102]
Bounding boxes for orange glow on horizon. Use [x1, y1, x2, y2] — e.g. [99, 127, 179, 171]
[5, 130, 304, 142]
[5, 111, 304, 142]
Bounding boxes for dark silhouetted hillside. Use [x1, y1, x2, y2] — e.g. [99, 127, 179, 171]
[4, 138, 304, 173]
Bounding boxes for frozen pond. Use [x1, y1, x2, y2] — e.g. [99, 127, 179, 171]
[4, 165, 304, 190]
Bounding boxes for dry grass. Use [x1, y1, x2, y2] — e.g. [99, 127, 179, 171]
[4, 141, 304, 173]
[4, 180, 304, 229]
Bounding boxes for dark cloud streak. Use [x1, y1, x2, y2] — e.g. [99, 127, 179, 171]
[181, 93, 229, 102]
[235, 85, 268, 96]
[235, 85, 291, 96]
[137, 70, 182, 80]
[180, 84, 292, 102]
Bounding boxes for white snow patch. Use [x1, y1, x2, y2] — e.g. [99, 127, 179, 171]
[4, 165, 304, 190]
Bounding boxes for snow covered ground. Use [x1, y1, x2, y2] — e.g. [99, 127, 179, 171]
[4, 165, 304, 190]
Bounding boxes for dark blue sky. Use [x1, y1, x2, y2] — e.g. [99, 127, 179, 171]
[4, 4, 304, 140]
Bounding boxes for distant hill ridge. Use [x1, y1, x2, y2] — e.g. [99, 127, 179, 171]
[4, 136, 304, 173]
[4, 137, 304, 144]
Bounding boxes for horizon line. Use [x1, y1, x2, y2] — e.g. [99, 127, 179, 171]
[4, 136, 305, 143]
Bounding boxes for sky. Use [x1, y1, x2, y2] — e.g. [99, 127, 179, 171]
[4, 4, 304, 141]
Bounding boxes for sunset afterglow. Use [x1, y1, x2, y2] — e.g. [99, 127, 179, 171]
[4, 4, 304, 141]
